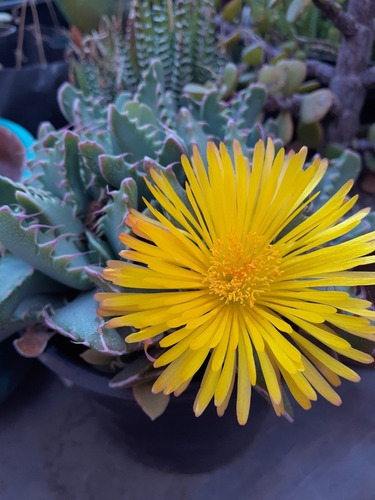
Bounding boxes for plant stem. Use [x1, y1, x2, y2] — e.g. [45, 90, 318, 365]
[15, 0, 27, 70]
[30, 0, 47, 66]
[327, 0, 375, 145]
[312, 0, 358, 37]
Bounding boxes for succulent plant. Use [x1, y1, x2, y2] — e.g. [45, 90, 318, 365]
[1, 39, 373, 415]
[70, 0, 226, 105]
[0, 60, 275, 414]
[64, 0, 351, 154]
[240, 0, 341, 58]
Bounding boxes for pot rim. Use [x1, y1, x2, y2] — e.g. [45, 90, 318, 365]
[39, 343, 136, 401]
[0, 24, 16, 37]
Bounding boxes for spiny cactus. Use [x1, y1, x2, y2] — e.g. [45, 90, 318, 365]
[70, 0, 225, 104]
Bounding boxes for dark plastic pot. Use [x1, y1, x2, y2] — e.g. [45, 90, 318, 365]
[0, 8, 69, 135]
[39, 341, 270, 474]
[0, 336, 35, 404]
[0, 60, 69, 135]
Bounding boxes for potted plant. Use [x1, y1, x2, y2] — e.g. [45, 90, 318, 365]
[0, 0, 374, 473]
[0, 124, 36, 404]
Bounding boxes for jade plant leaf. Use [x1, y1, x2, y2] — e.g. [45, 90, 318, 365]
[221, 0, 242, 22]
[241, 42, 264, 67]
[276, 59, 307, 96]
[300, 89, 334, 124]
[286, 0, 313, 23]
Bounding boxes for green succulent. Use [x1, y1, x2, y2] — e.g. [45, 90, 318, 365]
[66, 0, 341, 152]
[71, 0, 226, 105]
[0, 61, 272, 411]
[241, 0, 341, 58]
[0, 50, 371, 417]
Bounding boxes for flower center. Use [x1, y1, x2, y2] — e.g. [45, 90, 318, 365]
[203, 233, 281, 306]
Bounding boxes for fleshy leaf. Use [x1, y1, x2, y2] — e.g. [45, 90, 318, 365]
[0, 208, 92, 290]
[300, 89, 334, 124]
[133, 381, 170, 420]
[286, 0, 313, 23]
[109, 356, 159, 389]
[102, 178, 138, 254]
[0, 254, 64, 330]
[13, 325, 55, 358]
[44, 291, 127, 354]
[201, 90, 228, 140]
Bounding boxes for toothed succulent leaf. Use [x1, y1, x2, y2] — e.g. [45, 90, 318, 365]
[0, 254, 64, 337]
[135, 59, 176, 126]
[79, 141, 107, 197]
[85, 231, 114, 265]
[0, 208, 92, 290]
[200, 90, 228, 139]
[58, 83, 106, 127]
[230, 85, 267, 130]
[102, 178, 138, 254]
[176, 108, 208, 156]
[99, 154, 142, 191]
[0, 177, 84, 236]
[109, 103, 164, 161]
[44, 291, 127, 354]
[156, 135, 187, 171]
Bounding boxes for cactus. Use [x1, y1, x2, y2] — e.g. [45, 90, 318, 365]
[70, 0, 226, 105]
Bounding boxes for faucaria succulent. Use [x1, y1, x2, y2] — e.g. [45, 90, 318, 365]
[0, 46, 373, 419]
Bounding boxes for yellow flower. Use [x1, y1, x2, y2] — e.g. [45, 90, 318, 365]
[96, 139, 375, 424]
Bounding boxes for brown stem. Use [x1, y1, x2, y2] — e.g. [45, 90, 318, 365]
[15, 0, 27, 70]
[45, 0, 61, 29]
[306, 59, 335, 85]
[264, 95, 303, 116]
[30, 0, 47, 66]
[361, 66, 375, 89]
[327, 0, 375, 146]
[312, 0, 358, 38]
